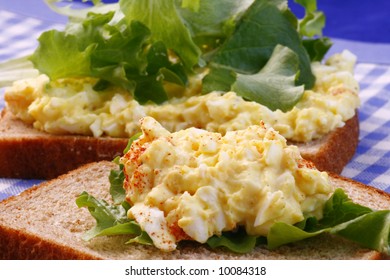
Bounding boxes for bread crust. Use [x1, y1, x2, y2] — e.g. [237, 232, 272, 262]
[0, 109, 128, 179]
[0, 161, 388, 260]
[291, 112, 359, 174]
[0, 109, 360, 179]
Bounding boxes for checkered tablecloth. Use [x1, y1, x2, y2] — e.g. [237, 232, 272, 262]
[1, 2, 390, 201]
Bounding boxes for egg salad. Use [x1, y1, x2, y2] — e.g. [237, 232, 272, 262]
[120, 116, 334, 251]
[4, 50, 360, 142]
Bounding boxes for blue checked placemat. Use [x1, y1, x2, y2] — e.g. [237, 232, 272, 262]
[1, 2, 390, 201]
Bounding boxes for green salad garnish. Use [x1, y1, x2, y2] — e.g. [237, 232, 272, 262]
[2, 0, 332, 112]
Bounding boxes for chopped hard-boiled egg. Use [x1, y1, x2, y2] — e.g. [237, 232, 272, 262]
[120, 117, 334, 251]
[4, 50, 360, 142]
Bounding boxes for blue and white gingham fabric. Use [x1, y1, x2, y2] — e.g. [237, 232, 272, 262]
[1, 4, 390, 201]
[341, 63, 390, 192]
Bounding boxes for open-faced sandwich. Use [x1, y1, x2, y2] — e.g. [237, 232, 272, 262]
[0, 116, 388, 260]
[0, 0, 360, 179]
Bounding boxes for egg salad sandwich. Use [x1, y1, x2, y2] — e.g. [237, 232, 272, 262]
[0, 0, 360, 179]
[0, 116, 388, 260]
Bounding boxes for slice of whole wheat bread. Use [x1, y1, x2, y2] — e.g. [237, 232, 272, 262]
[292, 111, 359, 174]
[0, 109, 128, 179]
[0, 161, 388, 260]
[0, 109, 359, 179]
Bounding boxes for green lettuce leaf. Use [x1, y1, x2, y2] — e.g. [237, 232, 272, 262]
[294, 0, 325, 37]
[267, 189, 390, 255]
[294, 0, 332, 61]
[232, 45, 304, 112]
[202, 45, 304, 112]
[204, 189, 390, 255]
[30, 9, 190, 104]
[207, 0, 314, 89]
[180, 0, 200, 12]
[207, 227, 258, 254]
[201, 67, 236, 94]
[119, 0, 201, 70]
[30, 12, 150, 88]
[302, 37, 332, 62]
[316, 188, 373, 229]
[176, 0, 252, 46]
[30, 29, 95, 79]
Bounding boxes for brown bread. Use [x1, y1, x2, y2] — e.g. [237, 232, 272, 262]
[0, 109, 359, 179]
[0, 161, 388, 260]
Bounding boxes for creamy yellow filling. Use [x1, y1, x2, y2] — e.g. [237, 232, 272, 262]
[4, 50, 360, 142]
[121, 117, 334, 251]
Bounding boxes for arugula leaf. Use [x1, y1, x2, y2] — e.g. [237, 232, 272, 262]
[126, 231, 154, 246]
[109, 165, 126, 204]
[76, 191, 150, 243]
[97, 221, 142, 237]
[76, 191, 130, 240]
[4, 0, 336, 112]
[232, 45, 304, 112]
[124, 132, 142, 154]
[110, 132, 141, 203]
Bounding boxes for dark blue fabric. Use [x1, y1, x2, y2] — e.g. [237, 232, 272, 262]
[289, 0, 390, 43]
[4, 0, 390, 43]
[99, 0, 390, 43]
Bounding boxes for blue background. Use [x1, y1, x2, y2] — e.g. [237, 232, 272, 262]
[290, 0, 390, 43]
[1, 0, 389, 43]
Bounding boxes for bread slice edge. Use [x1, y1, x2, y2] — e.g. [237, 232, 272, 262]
[0, 109, 359, 179]
[0, 161, 388, 260]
